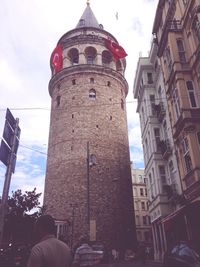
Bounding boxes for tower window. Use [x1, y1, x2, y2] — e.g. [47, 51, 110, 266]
[90, 78, 94, 83]
[79, 19, 85, 26]
[72, 79, 76, 85]
[107, 81, 111, 87]
[85, 46, 97, 65]
[68, 48, 79, 65]
[102, 50, 112, 65]
[56, 96, 61, 107]
[72, 114, 74, 118]
[89, 89, 96, 99]
[121, 99, 124, 110]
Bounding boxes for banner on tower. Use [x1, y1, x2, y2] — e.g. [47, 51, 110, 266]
[104, 38, 127, 61]
[50, 44, 63, 73]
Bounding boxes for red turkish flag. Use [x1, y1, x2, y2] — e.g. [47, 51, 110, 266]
[104, 38, 127, 61]
[50, 44, 63, 73]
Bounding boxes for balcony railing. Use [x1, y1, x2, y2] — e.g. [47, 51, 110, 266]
[153, 102, 166, 122]
[166, 20, 182, 31]
[158, 139, 172, 159]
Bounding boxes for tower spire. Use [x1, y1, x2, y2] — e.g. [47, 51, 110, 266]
[76, 1, 100, 29]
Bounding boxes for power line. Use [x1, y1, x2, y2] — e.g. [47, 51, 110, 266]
[0, 137, 47, 156]
[0, 97, 166, 112]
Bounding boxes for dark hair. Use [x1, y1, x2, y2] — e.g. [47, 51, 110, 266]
[36, 215, 56, 235]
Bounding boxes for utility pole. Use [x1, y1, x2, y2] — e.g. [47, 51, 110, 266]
[86, 141, 90, 236]
[0, 109, 20, 245]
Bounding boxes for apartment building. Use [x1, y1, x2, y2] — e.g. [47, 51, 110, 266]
[133, 39, 182, 260]
[131, 167, 152, 247]
[152, 0, 200, 253]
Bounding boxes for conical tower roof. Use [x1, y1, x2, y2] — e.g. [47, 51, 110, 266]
[76, 2, 101, 29]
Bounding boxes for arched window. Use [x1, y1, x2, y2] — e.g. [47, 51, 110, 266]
[89, 89, 96, 99]
[85, 46, 97, 64]
[102, 50, 112, 65]
[68, 48, 79, 65]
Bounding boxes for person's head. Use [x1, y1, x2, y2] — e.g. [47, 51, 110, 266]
[79, 234, 89, 245]
[34, 214, 56, 241]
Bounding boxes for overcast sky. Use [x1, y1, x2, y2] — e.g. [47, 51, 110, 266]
[0, 0, 158, 202]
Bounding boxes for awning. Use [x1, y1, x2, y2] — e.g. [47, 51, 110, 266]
[162, 206, 186, 231]
[162, 200, 200, 230]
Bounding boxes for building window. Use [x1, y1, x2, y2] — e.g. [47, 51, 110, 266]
[89, 89, 96, 99]
[150, 94, 155, 115]
[147, 72, 153, 84]
[141, 202, 145, 210]
[182, 137, 192, 174]
[176, 39, 186, 63]
[159, 165, 167, 185]
[192, 15, 200, 43]
[138, 175, 143, 183]
[140, 188, 144, 196]
[172, 88, 181, 120]
[182, 0, 188, 5]
[186, 81, 197, 108]
[145, 189, 147, 196]
[136, 215, 140, 225]
[154, 128, 160, 151]
[164, 46, 172, 72]
[197, 132, 200, 145]
[143, 216, 147, 225]
[169, 160, 176, 184]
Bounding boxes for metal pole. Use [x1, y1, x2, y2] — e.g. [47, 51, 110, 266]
[71, 205, 75, 249]
[86, 141, 90, 236]
[0, 118, 19, 245]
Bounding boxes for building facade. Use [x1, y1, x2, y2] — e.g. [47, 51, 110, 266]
[131, 166, 152, 247]
[152, 0, 200, 253]
[44, 3, 136, 251]
[133, 39, 182, 260]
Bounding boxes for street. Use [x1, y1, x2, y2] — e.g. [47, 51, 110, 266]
[99, 261, 162, 267]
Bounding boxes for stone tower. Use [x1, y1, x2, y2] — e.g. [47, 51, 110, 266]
[44, 3, 136, 250]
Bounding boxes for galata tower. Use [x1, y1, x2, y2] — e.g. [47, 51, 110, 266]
[44, 2, 136, 251]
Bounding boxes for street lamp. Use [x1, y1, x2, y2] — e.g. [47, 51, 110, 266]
[86, 141, 96, 239]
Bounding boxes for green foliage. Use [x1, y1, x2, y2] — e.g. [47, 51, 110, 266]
[7, 188, 42, 218]
[3, 188, 45, 243]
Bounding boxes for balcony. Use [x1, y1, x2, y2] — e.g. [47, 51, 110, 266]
[166, 20, 182, 31]
[158, 139, 172, 159]
[153, 102, 166, 122]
